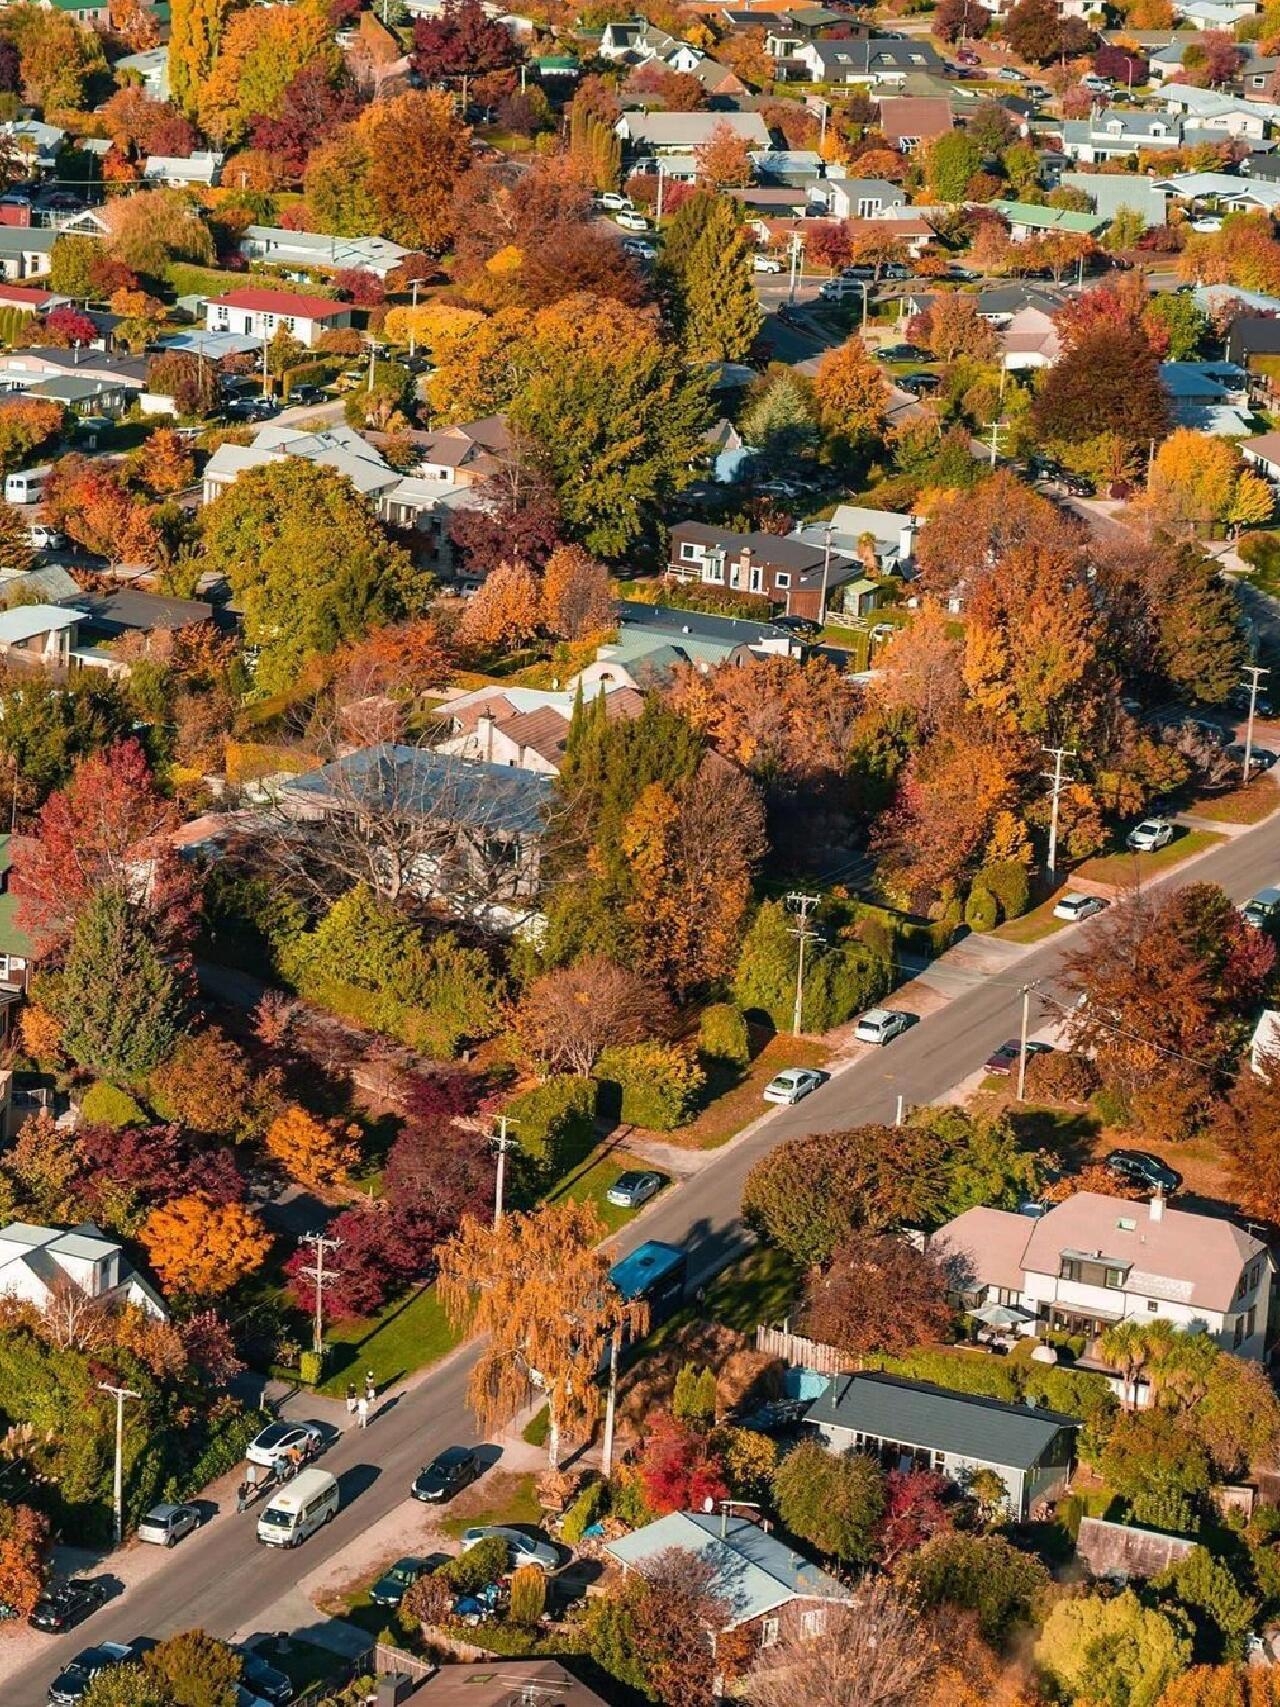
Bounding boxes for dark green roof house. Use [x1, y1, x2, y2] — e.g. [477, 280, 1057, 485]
[0, 835, 55, 1001]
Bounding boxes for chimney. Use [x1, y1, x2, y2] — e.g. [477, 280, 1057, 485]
[1150, 1191, 1165, 1223]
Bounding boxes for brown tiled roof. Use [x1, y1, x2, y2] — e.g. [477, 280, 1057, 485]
[878, 97, 953, 142]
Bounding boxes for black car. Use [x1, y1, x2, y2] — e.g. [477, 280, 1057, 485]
[771, 614, 823, 639]
[287, 384, 325, 406]
[1229, 684, 1275, 719]
[1105, 1149, 1182, 1195]
[241, 1651, 296, 1705]
[412, 1445, 482, 1503]
[898, 371, 940, 395]
[28, 1580, 107, 1633]
[48, 1642, 132, 1704]
[1062, 474, 1094, 497]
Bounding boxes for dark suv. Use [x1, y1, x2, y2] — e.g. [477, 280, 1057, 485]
[1105, 1149, 1182, 1195]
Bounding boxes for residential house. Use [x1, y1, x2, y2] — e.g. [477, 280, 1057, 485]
[793, 501, 919, 576]
[805, 1372, 1078, 1519]
[934, 1191, 1275, 1378]
[999, 305, 1063, 371]
[277, 746, 553, 929]
[1242, 427, 1280, 480]
[1161, 85, 1276, 138]
[410, 415, 512, 487]
[728, 184, 816, 219]
[796, 35, 945, 84]
[1059, 171, 1168, 228]
[22, 372, 132, 417]
[825, 175, 908, 219]
[1242, 149, 1280, 175]
[0, 605, 82, 672]
[0, 226, 56, 282]
[204, 288, 353, 349]
[71, 589, 215, 653]
[614, 110, 771, 156]
[0, 346, 147, 399]
[0, 833, 54, 997]
[1155, 170, 1280, 212]
[1251, 1008, 1280, 1074]
[415, 1661, 611, 1707]
[2, 120, 64, 173]
[1162, 359, 1253, 433]
[0, 1221, 167, 1320]
[666, 520, 874, 620]
[574, 600, 801, 692]
[1176, 0, 1259, 27]
[144, 151, 223, 187]
[435, 684, 644, 775]
[605, 1512, 848, 1676]
[1061, 108, 1186, 163]
[0, 283, 67, 314]
[847, 212, 933, 258]
[877, 96, 952, 151]
[989, 199, 1106, 241]
[115, 45, 169, 99]
[1242, 51, 1280, 99]
[1228, 322, 1280, 384]
[237, 226, 413, 281]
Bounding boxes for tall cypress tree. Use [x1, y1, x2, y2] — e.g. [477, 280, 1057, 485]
[681, 197, 764, 363]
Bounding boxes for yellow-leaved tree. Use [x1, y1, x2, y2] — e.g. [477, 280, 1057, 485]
[141, 1194, 271, 1297]
[265, 1105, 359, 1191]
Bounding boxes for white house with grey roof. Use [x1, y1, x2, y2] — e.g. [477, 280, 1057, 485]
[237, 226, 413, 281]
[805, 1372, 1078, 1519]
[0, 1221, 167, 1319]
[614, 110, 770, 155]
[935, 1191, 1274, 1376]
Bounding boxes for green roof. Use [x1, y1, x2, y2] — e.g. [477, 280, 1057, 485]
[990, 199, 1106, 235]
[535, 54, 580, 68]
[0, 892, 36, 960]
[846, 577, 880, 596]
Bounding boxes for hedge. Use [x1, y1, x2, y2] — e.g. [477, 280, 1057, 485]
[505, 1075, 597, 1187]
[163, 1404, 270, 1507]
[562, 1478, 608, 1545]
[964, 886, 998, 932]
[697, 1002, 751, 1066]
[79, 1080, 146, 1128]
[978, 859, 1031, 922]
[595, 1042, 705, 1132]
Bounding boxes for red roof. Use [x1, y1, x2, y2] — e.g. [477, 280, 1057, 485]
[209, 288, 349, 320]
[0, 285, 59, 307]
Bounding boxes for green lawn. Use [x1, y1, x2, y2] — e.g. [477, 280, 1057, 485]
[542, 1144, 662, 1235]
[994, 899, 1070, 944]
[665, 1034, 831, 1150]
[258, 1638, 352, 1693]
[441, 1470, 541, 1541]
[1074, 827, 1223, 885]
[318, 1285, 462, 1397]
[522, 1405, 550, 1448]
[651, 1246, 800, 1349]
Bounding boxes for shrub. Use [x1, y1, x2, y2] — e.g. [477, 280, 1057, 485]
[508, 1565, 547, 1627]
[562, 1478, 608, 1545]
[505, 1075, 597, 1187]
[299, 1350, 324, 1386]
[1024, 1050, 1101, 1105]
[442, 1536, 509, 1594]
[698, 1002, 750, 1067]
[978, 860, 1031, 921]
[403, 1572, 451, 1631]
[596, 1042, 705, 1131]
[79, 1081, 146, 1128]
[964, 885, 998, 932]
[610, 1463, 654, 1529]
[802, 944, 891, 1032]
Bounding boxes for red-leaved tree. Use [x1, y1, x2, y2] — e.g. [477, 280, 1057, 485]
[638, 1414, 730, 1516]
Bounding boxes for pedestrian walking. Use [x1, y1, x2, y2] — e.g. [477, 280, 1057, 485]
[346, 1382, 357, 1416]
[365, 1371, 376, 1406]
[357, 1394, 369, 1429]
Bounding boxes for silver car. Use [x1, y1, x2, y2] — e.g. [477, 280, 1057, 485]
[853, 1009, 914, 1046]
[1126, 819, 1174, 853]
[136, 1502, 200, 1548]
[460, 1525, 558, 1572]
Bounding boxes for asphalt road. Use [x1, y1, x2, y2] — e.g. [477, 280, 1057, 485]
[11, 810, 1280, 1703]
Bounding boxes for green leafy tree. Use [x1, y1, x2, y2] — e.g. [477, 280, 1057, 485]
[1037, 1589, 1191, 1707]
[739, 366, 820, 474]
[925, 132, 986, 204]
[169, 0, 232, 116]
[772, 1439, 884, 1563]
[45, 887, 182, 1079]
[199, 460, 424, 693]
[81, 1664, 166, 1707]
[678, 196, 762, 362]
[49, 236, 100, 301]
[1157, 1547, 1259, 1663]
[1101, 1410, 1211, 1530]
[1149, 545, 1246, 705]
[898, 1531, 1049, 1645]
[142, 1629, 243, 1707]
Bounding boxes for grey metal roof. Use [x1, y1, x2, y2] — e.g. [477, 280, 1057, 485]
[605, 1513, 846, 1627]
[805, 1373, 1077, 1471]
[282, 745, 553, 837]
[616, 596, 796, 647]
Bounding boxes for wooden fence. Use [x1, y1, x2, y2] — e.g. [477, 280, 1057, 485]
[755, 1322, 852, 1375]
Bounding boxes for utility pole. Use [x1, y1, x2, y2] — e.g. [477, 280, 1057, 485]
[407, 278, 426, 359]
[656, 162, 666, 224]
[1016, 981, 1041, 1103]
[788, 232, 803, 304]
[786, 892, 821, 1037]
[819, 520, 833, 628]
[988, 418, 1006, 469]
[1241, 663, 1271, 786]
[298, 1232, 341, 1358]
[98, 1382, 140, 1548]
[492, 1114, 519, 1227]
[1042, 745, 1076, 889]
[601, 1329, 620, 1478]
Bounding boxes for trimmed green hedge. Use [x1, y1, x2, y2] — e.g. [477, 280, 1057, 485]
[506, 1075, 597, 1187]
[595, 1043, 705, 1132]
[79, 1081, 146, 1128]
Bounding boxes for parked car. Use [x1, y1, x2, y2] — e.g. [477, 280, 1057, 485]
[1241, 887, 1280, 931]
[238, 1652, 294, 1705]
[762, 1067, 825, 1104]
[957, 47, 981, 64]
[28, 1581, 107, 1634]
[615, 210, 649, 232]
[412, 1445, 482, 1504]
[287, 384, 324, 406]
[1081, 72, 1112, 92]
[840, 264, 877, 280]
[48, 1643, 134, 1705]
[1229, 684, 1276, 718]
[881, 261, 914, 280]
[877, 343, 924, 362]
[1126, 818, 1175, 853]
[137, 1502, 201, 1548]
[460, 1526, 558, 1572]
[27, 523, 63, 551]
[1052, 893, 1110, 923]
[752, 253, 783, 273]
[1105, 1148, 1182, 1194]
[996, 65, 1026, 81]
[1189, 216, 1222, 233]
[1061, 474, 1094, 497]
[984, 1040, 1052, 1077]
[771, 613, 823, 637]
[1228, 743, 1278, 773]
[947, 265, 979, 282]
[622, 238, 656, 260]
[245, 1420, 324, 1470]
[854, 1008, 915, 1046]
[370, 1557, 427, 1608]
[605, 1169, 662, 1209]
[898, 371, 941, 394]
[598, 192, 631, 211]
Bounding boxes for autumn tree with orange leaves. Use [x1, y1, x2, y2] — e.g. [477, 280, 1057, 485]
[541, 544, 612, 640]
[695, 121, 754, 188]
[0, 1505, 49, 1617]
[812, 335, 890, 447]
[141, 1194, 272, 1297]
[135, 427, 195, 496]
[458, 560, 543, 653]
[1158, 1666, 1280, 1707]
[265, 1105, 360, 1191]
[438, 1200, 643, 1466]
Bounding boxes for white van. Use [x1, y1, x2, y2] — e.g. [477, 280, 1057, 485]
[256, 1467, 339, 1549]
[5, 465, 51, 505]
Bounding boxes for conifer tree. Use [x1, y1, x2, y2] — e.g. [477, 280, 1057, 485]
[681, 197, 763, 362]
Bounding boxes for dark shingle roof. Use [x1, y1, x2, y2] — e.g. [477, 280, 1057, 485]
[282, 746, 553, 836]
[805, 1372, 1078, 1471]
[616, 596, 796, 647]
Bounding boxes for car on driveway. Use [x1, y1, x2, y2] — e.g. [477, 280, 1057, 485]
[460, 1526, 558, 1572]
[1105, 1148, 1182, 1194]
[1052, 893, 1110, 923]
[877, 343, 925, 362]
[1228, 743, 1278, 774]
[1229, 683, 1275, 719]
[28, 1580, 107, 1634]
[240, 1652, 295, 1705]
[27, 524, 63, 551]
[1241, 887, 1280, 931]
[137, 1502, 200, 1547]
[615, 210, 649, 232]
[762, 1067, 825, 1104]
[412, 1445, 483, 1504]
[370, 1557, 427, 1608]
[984, 1040, 1052, 1077]
[48, 1642, 133, 1705]
[245, 1420, 324, 1470]
[854, 1008, 915, 1046]
[606, 1169, 662, 1209]
[598, 191, 631, 212]
[1126, 818, 1174, 853]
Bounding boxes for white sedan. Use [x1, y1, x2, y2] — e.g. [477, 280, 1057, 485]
[763, 1067, 825, 1105]
[1126, 818, 1174, 853]
[1052, 893, 1110, 923]
[853, 1009, 915, 1046]
[752, 253, 783, 273]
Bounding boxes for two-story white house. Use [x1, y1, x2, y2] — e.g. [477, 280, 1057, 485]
[934, 1192, 1274, 1388]
[0, 1220, 167, 1319]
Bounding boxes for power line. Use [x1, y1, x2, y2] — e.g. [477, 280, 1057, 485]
[298, 1232, 342, 1358]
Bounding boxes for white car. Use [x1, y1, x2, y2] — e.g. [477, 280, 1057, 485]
[752, 253, 783, 273]
[763, 1067, 824, 1105]
[1190, 216, 1222, 233]
[1126, 818, 1174, 853]
[27, 523, 63, 550]
[615, 210, 650, 232]
[136, 1502, 200, 1548]
[598, 192, 631, 212]
[1052, 893, 1110, 923]
[854, 1009, 914, 1047]
[460, 1525, 558, 1571]
[245, 1420, 325, 1469]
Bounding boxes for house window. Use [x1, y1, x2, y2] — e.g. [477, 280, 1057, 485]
[801, 1609, 825, 1640]
[679, 542, 699, 561]
[750, 566, 763, 592]
[1059, 1257, 1080, 1284]
[707, 557, 724, 583]
[262, 313, 275, 330]
[775, 572, 791, 589]
[1147, 1299, 1159, 1312]
[285, 316, 296, 332]
[760, 1619, 780, 1649]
